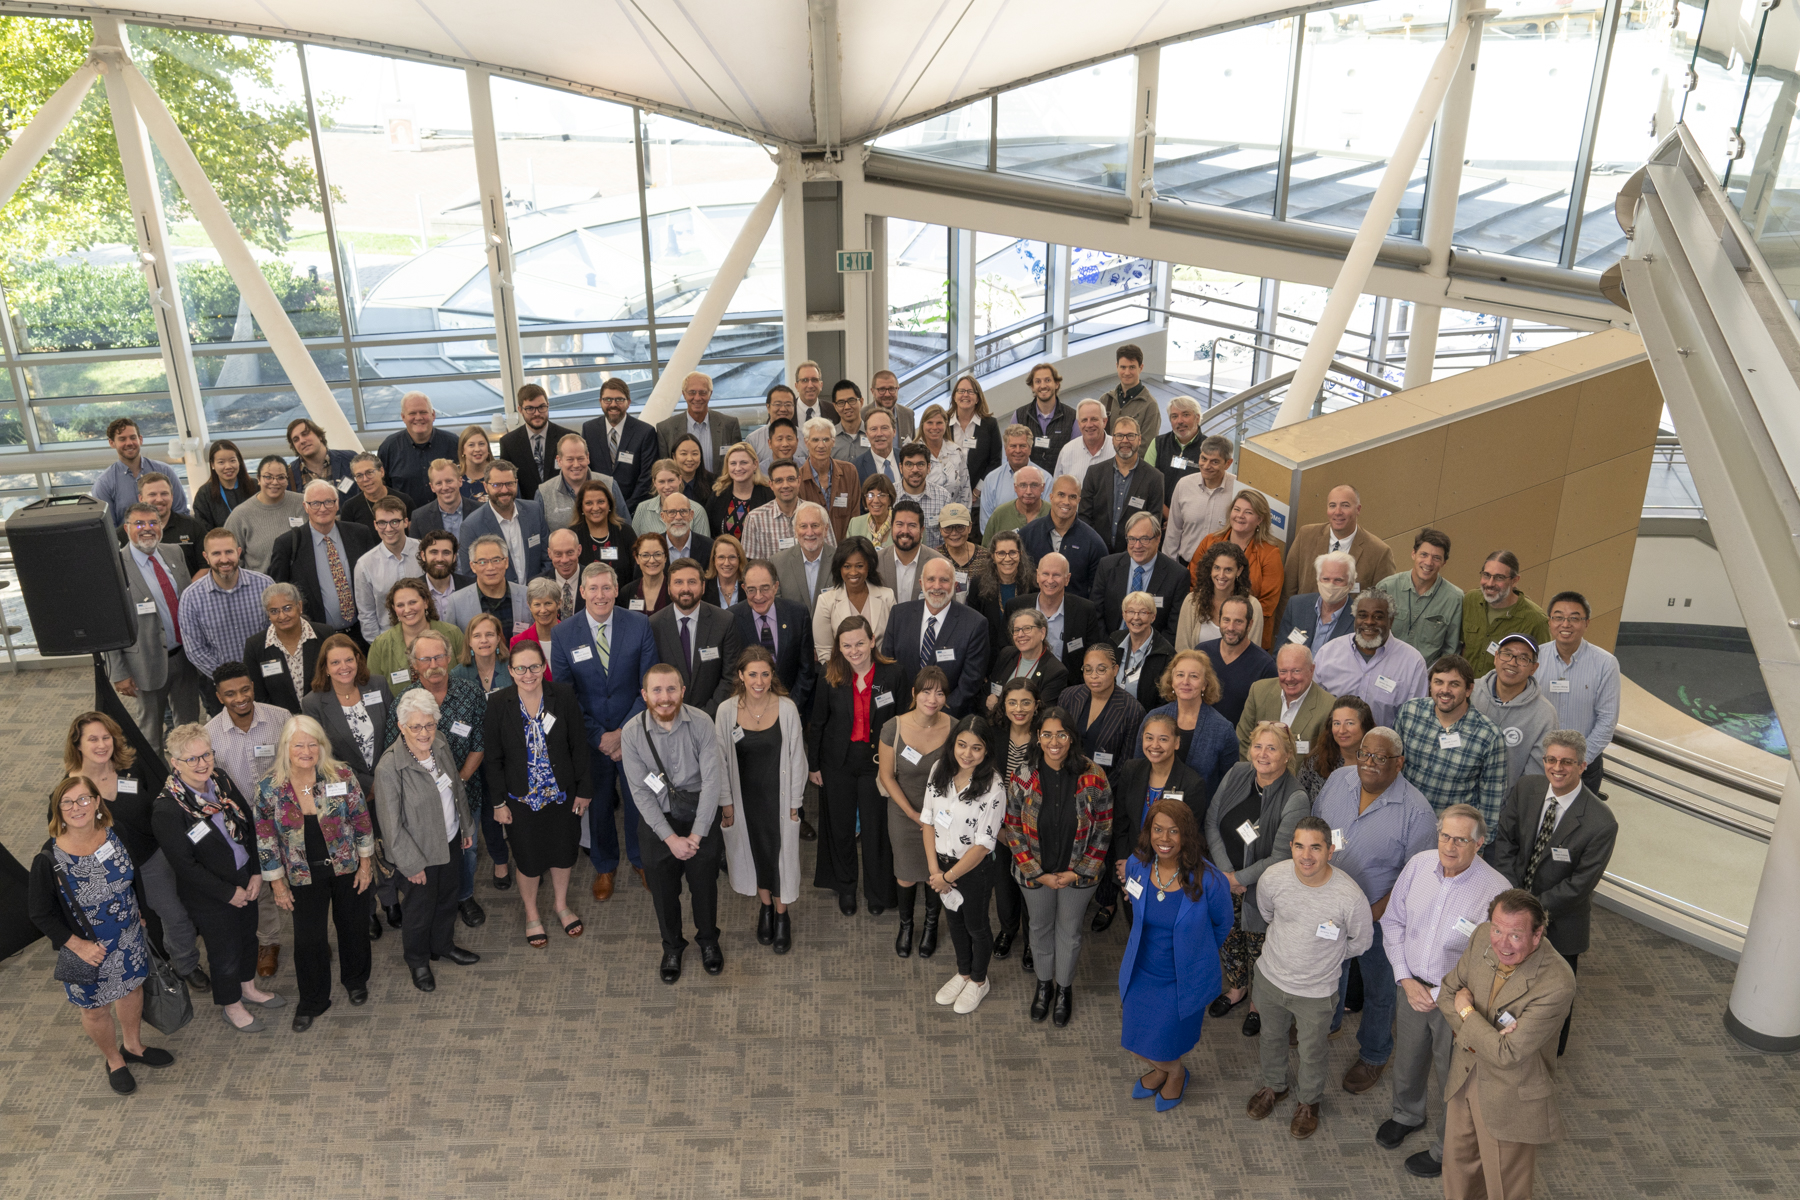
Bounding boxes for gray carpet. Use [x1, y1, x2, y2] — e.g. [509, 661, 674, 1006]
[0, 666, 1794, 1198]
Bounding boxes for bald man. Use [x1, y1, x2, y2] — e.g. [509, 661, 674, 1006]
[881, 556, 991, 716]
[656, 371, 742, 474]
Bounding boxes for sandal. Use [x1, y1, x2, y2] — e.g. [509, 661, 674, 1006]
[557, 908, 584, 938]
[525, 920, 548, 949]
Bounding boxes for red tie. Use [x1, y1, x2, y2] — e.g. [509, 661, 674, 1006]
[146, 552, 182, 647]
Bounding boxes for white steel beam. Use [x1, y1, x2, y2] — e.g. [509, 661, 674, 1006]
[466, 68, 525, 421]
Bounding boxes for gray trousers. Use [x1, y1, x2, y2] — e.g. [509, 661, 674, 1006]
[1253, 962, 1338, 1105]
[1392, 982, 1456, 1160]
[127, 648, 203, 757]
[138, 848, 200, 974]
[1020, 881, 1090, 986]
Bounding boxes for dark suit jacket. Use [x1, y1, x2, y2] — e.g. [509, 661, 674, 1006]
[649, 602, 740, 717]
[1089, 550, 1187, 635]
[706, 484, 773, 538]
[657, 410, 744, 469]
[408, 497, 482, 542]
[151, 777, 259, 905]
[340, 487, 413, 533]
[881, 599, 991, 716]
[985, 647, 1069, 714]
[268, 520, 379, 633]
[805, 660, 907, 771]
[1078, 459, 1167, 555]
[666, 532, 713, 575]
[956, 415, 1003, 490]
[549, 608, 657, 745]
[457, 499, 551, 583]
[582, 414, 661, 510]
[301, 680, 395, 798]
[482, 680, 593, 803]
[1003, 591, 1108, 677]
[1491, 777, 1619, 956]
[116, 514, 206, 577]
[728, 598, 816, 717]
[1274, 592, 1356, 650]
[1106, 756, 1205, 869]
[244, 630, 323, 713]
[499, 420, 577, 501]
[1012, 402, 1077, 474]
[1113, 630, 1176, 711]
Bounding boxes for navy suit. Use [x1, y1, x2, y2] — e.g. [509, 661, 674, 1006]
[1273, 592, 1355, 650]
[457, 499, 551, 583]
[649, 602, 740, 717]
[582, 414, 660, 511]
[407, 497, 481, 543]
[665, 531, 713, 573]
[881, 599, 991, 717]
[851, 449, 902, 490]
[728, 598, 816, 718]
[550, 607, 658, 873]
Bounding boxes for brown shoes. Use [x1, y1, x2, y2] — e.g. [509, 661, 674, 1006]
[636, 867, 649, 892]
[1290, 1101, 1320, 1139]
[1246, 1086, 1289, 1120]
[1342, 1059, 1386, 1094]
[256, 944, 279, 978]
[592, 873, 615, 902]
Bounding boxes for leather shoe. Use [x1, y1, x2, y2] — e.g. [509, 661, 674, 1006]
[1090, 905, 1116, 933]
[1290, 1101, 1321, 1140]
[120, 1045, 173, 1067]
[1242, 1010, 1262, 1037]
[492, 869, 512, 890]
[798, 817, 817, 841]
[592, 873, 615, 902]
[442, 946, 480, 966]
[256, 944, 279, 978]
[1404, 1151, 1443, 1179]
[838, 892, 857, 916]
[179, 966, 211, 992]
[1209, 993, 1240, 1019]
[660, 947, 684, 984]
[991, 930, 1013, 959]
[867, 902, 886, 916]
[635, 867, 649, 892]
[757, 903, 775, 945]
[384, 903, 404, 929]
[1342, 1059, 1386, 1094]
[1246, 1086, 1288, 1120]
[458, 899, 486, 928]
[107, 1065, 136, 1095]
[1021, 942, 1035, 974]
[368, 915, 383, 941]
[771, 910, 792, 954]
[347, 986, 369, 1006]
[699, 942, 724, 975]
[291, 1012, 315, 1033]
[1378, 1119, 1425, 1150]
[1029, 980, 1054, 1022]
[410, 965, 436, 992]
[917, 911, 939, 959]
[1052, 983, 1073, 1027]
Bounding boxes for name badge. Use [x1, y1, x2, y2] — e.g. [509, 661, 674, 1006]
[1316, 920, 1341, 941]
[617, 452, 635, 464]
[1093, 751, 1114, 766]
[933, 808, 951, 831]
[1453, 917, 1479, 938]
[1163, 790, 1184, 803]
[572, 645, 594, 662]
[1487, 641, 1500, 655]
[136, 600, 158, 616]
[1497, 1011, 1518, 1029]
[116, 778, 139, 794]
[1170, 456, 1189, 470]
[644, 772, 665, 794]
[629, 599, 645, 610]
[834, 493, 848, 508]
[900, 744, 922, 765]
[390, 670, 411, 684]
[699, 646, 720, 662]
[1351, 582, 1361, 594]
[528, 534, 541, 547]
[601, 547, 619, 561]
[935, 648, 956, 662]
[1288, 628, 1307, 644]
[1551, 847, 1571, 862]
[1330, 828, 1345, 852]
[1548, 679, 1570, 693]
[254, 744, 276, 758]
[874, 690, 895, 708]
[187, 820, 211, 843]
[1127, 496, 1145, 509]
[95, 840, 116, 862]
[362, 691, 382, 705]
[954, 571, 968, 586]
[1067, 638, 1083, 651]
[1237, 820, 1258, 845]
[1296, 740, 1309, 754]
[1154, 596, 1164, 608]
[541, 713, 556, 734]
[1034, 436, 1050, 448]
[1125, 877, 1144, 900]
[1375, 675, 1397, 693]
[515, 622, 532, 636]
[778, 538, 797, 550]
[261, 660, 283, 677]
[450, 721, 472, 737]
[336, 477, 354, 493]
[1438, 731, 1463, 750]
[325, 782, 349, 797]
[289, 516, 305, 527]
[990, 682, 1003, 695]
[732, 724, 746, 743]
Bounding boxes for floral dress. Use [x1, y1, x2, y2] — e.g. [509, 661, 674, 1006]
[52, 830, 149, 1008]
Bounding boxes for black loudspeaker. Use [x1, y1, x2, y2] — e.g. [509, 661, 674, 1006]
[9, 495, 136, 655]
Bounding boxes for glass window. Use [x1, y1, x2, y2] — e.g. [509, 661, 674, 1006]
[1155, 23, 1294, 215]
[199, 384, 356, 436]
[31, 395, 177, 445]
[1684, 23, 1757, 188]
[1164, 268, 1265, 400]
[1290, 1, 1452, 235]
[1068, 248, 1152, 342]
[972, 233, 1049, 374]
[889, 221, 950, 405]
[1724, 1, 1800, 298]
[873, 99, 991, 167]
[996, 58, 1137, 190]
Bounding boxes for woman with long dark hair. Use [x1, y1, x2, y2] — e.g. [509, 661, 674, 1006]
[1176, 540, 1264, 650]
[877, 666, 953, 959]
[192, 439, 250, 532]
[571, 479, 638, 586]
[922, 714, 1007, 1013]
[716, 646, 807, 954]
[1300, 696, 1376, 800]
[670, 432, 715, 507]
[619, 531, 673, 615]
[1094, 711, 1205, 933]
[1193, 489, 1284, 649]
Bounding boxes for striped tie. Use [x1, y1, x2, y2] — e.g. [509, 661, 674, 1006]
[1522, 803, 1558, 889]
[596, 621, 610, 672]
[921, 614, 938, 666]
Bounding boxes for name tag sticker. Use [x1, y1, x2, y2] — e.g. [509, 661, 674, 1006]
[874, 690, 895, 708]
[1296, 740, 1310, 754]
[1171, 457, 1189, 470]
[1551, 847, 1572, 862]
[362, 691, 382, 705]
[933, 809, 952, 831]
[1035, 436, 1050, 448]
[644, 773, 664, 794]
[1548, 679, 1570, 693]
[1288, 628, 1307, 644]
[261, 660, 283, 677]
[1237, 820, 1258, 845]
[1351, 582, 1361, 594]
[325, 782, 349, 797]
[1154, 596, 1164, 609]
[1127, 496, 1145, 509]
[450, 721, 472, 738]
[1125, 877, 1144, 900]
[528, 534, 541, 547]
[834, 493, 848, 508]
[336, 477, 354, 493]
[954, 571, 968, 585]
[1375, 675, 1397, 693]
[778, 538, 796, 550]
[1438, 732, 1463, 750]
[1093, 751, 1114, 766]
[1487, 641, 1500, 655]
[390, 670, 411, 684]
[1316, 920, 1341, 941]
[732, 724, 746, 743]
[900, 745, 922, 765]
[253, 744, 276, 758]
[616, 451, 635, 465]
[629, 600, 645, 611]
[95, 840, 116, 862]
[540, 713, 555, 734]
[187, 820, 211, 843]
[1454, 917, 1479, 938]
[289, 516, 305, 527]
[699, 646, 720, 661]
[1067, 638, 1083, 651]
[1497, 1011, 1517, 1029]
[115, 778, 139, 794]
[990, 682, 1003, 695]
[572, 645, 593, 662]
[1331, 828, 1345, 852]
[600, 547, 619, 560]
[136, 600, 159, 616]
[935, 648, 956, 662]
[1164, 790, 1184, 803]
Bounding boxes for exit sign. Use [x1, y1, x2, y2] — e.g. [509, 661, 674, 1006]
[836, 250, 874, 273]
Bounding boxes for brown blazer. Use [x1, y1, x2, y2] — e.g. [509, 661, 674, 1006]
[797, 456, 863, 544]
[1280, 522, 1396, 617]
[1437, 925, 1577, 1145]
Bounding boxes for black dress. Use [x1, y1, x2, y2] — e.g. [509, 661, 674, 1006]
[734, 724, 783, 891]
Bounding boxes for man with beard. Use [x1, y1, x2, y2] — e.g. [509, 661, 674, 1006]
[444, 534, 530, 636]
[1021, 475, 1108, 597]
[1201, 595, 1277, 726]
[893, 443, 949, 550]
[107, 501, 203, 752]
[1471, 634, 1559, 789]
[658, 493, 712, 567]
[1078, 416, 1165, 556]
[582, 377, 660, 509]
[457, 461, 549, 583]
[1003, 551, 1107, 677]
[1012, 361, 1077, 474]
[94, 416, 189, 525]
[116, 472, 205, 575]
[878, 501, 944, 604]
[496, 382, 575, 501]
[650, 559, 740, 717]
[869, 369, 915, 441]
[1314, 592, 1429, 727]
[983, 464, 1047, 541]
[1143, 397, 1212, 512]
[622, 663, 730, 983]
[416, 530, 469, 612]
[179, 528, 276, 717]
[771, 502, 836, 612]
[1395, 655, 1508, 830]
[1378, 529, 1462, 666]
[1276, 551, 1358, 650]
[1461, 551, 1550, 678]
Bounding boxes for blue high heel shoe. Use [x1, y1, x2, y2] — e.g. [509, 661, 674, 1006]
[1155, 1067, 1190, 1113]
[1132, 1071, 1164, 1100]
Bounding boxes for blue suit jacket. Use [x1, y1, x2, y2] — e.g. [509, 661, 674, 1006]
[880, 599, 991, 717]
[1132, 701, 1240, 812]
[457, 499, 551, 582]
[549, 608, 657, 745]
[582, 415, 661, 510]
[1117, 856, 1235, 1019]
[1274, 592, 1355, 650]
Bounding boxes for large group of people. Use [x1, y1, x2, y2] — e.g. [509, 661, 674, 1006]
[28, 350, 1622, 1195]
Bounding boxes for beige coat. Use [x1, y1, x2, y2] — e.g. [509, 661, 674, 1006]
[714, 696, 807, 904]
[1236, 679, 1335, 758]
[1281, 522, 1396, 613]
[811, 585, 896, 663]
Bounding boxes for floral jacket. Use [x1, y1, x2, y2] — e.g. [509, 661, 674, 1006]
[1001, 762, 1113, 888]
[252, 768, 375, 888]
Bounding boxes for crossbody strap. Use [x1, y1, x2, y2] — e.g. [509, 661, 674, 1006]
[46, 842, 99, 942]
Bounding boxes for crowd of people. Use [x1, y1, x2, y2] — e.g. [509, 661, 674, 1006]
[27, 347, 1621, 1195]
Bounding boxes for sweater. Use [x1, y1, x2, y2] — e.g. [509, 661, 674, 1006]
[1254, 861, 1373, 997]
[225, 494, 307, 573]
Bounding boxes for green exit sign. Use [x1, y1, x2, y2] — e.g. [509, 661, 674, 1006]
[836, 250, 874, 273]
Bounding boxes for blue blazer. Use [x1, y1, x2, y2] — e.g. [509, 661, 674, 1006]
[1132, 701, 1239, 812]
[549, 608, 656, 745]
[1117, 856, 1235, 1019]
[1274, 592, 1355, 650]
[457, 499, 551, 582]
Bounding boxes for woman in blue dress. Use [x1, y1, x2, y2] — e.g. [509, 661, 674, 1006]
[1117, 795, 1233, 1112]
[28, 776, 173, 1095]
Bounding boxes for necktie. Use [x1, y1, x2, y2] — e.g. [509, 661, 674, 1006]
[595, 620, 611, 671]
[146, 552, 182, 647]
[1130, 563, 1147, 597]
[680, 615, 693, 675]
[921, 614, 938, 665]
[532, 434, 544, 474]
[323, 534, 354, 627]
[562, 576, 576, 618]
[1522, 802, 1559, 889]
[883, 460, 896, 483]
[759, 612, 777, 654]
[610, 425, 620, 458]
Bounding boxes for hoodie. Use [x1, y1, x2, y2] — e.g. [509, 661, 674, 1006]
[1470, 671, 1560, 786]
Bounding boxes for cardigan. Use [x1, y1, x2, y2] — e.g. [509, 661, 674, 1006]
[1117, 855, 1235, 1019]
[372, 733, 474, 877]
[1001, 760, 1113, 887]
[480, 682, 593, 809]
[1202, 763, 1311, 933]
[251, 768, 374, 889]
[715, 695, 808, 904]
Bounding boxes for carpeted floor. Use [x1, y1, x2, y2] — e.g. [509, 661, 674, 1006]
[1, 666, 1796, 1198]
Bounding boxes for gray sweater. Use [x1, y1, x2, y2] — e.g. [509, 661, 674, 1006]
[1470, 672, 1559, 786]
[225, 493, 306, 573]
[621, 704, 727, 841]
[1255, 861, 1374, 997]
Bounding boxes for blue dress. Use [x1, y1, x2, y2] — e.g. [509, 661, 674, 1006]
[1121, 873, 1205, 1060]
[55, 830, 150, 1009]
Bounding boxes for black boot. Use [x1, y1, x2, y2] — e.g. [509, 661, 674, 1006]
[1052, 983, 1073, 1027]
[756, 903, 775, 946]
[894, 884, 918, 958]
[917, 889, 942, 959]
[1022, 940, 1035, 974]
[772, 910, 792, 954]
[1030, 979, 1054, 1022]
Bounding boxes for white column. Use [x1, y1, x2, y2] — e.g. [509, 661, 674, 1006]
[466, 68, 525, 422]
[952, 227, 976, 375]
[840, 151, 871, 388]
[779, 150, 808, 382]
[91, 19, 209, 488]
[1403, 303, 1442, 388]
[867, 212, 890, 376]
[0, 62, 98, 210]
[1048, 244, 1072, 359]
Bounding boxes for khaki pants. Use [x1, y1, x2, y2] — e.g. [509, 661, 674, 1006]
[1444, 1070, 1539, 1199]
[1252, 962, 1337, 1105]
[257, 885, 283, 947]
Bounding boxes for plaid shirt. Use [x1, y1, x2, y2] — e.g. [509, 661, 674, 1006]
[178, 568, 274, 679]
[1393, 696, 1508, 828]
[741, 499, 838, 561]
[896, 482, 951, 548]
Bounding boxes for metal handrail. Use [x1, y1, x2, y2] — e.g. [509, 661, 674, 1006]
[1600, 874, 1750, 937]
[895, 285, 1154, 392]
[1609, 728, 1782, 804]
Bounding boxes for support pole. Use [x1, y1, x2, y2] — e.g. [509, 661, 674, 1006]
[642, 176, 785, 425]
[112, 41, 361, 452]
[1273, 7, 1494, 429]
[466, 68, 525, 423]
[0, 62, 98, 210]
[779, 150, 808, 384]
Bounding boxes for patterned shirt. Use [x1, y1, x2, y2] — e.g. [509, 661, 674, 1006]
[264, 621, 320, 701]
[927, 446, 971, 507]
[178, 568, 275, 680]
[741, 500, 838, 561]
[1393, 696, 1508, 827]
[920, 775, 1008, 853]
[384, 676, 489, 806]
[896, 482, 951, 549]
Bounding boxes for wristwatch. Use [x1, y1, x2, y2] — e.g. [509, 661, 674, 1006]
[1458, 1005, 1474, 1021]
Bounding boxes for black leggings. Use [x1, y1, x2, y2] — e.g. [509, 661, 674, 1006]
[815, 744, 895, 907]
[940, 853, 995, 983]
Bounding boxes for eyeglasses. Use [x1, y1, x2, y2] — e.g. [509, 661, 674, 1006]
[1438, 832, 1477, 847]
[1355, 750, 1398, 766]
[266, 604, 296, 616]
[413, 653, 448, 666]
[1494, 650, 1536, 666]
[470, 556, 508, 569]
[303, 499, 337, 509]
[374, 519, 406, 530]
[59, 794, 98, 811]
[508, 662, 542, 675]
[174, 750, 215, 766]
[1548, 613, 1587, 624]
[128, 520, 160, 530]
[1039, 730, 1070, 741]
[520, 401, 550, 413]
[1124, 534, 1158, 547]
[1542, 755, 1582, 770]
[401, 723, 437, 735]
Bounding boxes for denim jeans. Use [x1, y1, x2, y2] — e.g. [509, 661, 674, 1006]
[1335, 919, 1395, 1065]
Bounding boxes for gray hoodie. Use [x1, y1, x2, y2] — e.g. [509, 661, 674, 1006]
[1470, 671, 1558, 786]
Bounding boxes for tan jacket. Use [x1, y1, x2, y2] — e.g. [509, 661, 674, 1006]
[1438, 924, 1577, 1144]
[1236, 679, 1335, 758]
[1280, 522, 1396, 617]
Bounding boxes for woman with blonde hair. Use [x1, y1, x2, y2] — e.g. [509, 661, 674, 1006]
[706, 442, 772, 543]
[703, 533, 748, 609]
[453, 612, 511, 698]
[252, 715, 375, 1030]
[1132, 649, 1239, 812]
[1193, 489, 1284, 649]
[917, 403, 972, 505]
[456, 426, 493, 502]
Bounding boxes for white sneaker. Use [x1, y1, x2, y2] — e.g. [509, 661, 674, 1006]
[953, 979, 991, 1014]
[935, 975, 969, 1006]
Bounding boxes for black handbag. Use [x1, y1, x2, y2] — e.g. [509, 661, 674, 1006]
[640, 712, 699, 825]
[47, 847, 101, 987]
[139, 939, 193, 1034]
